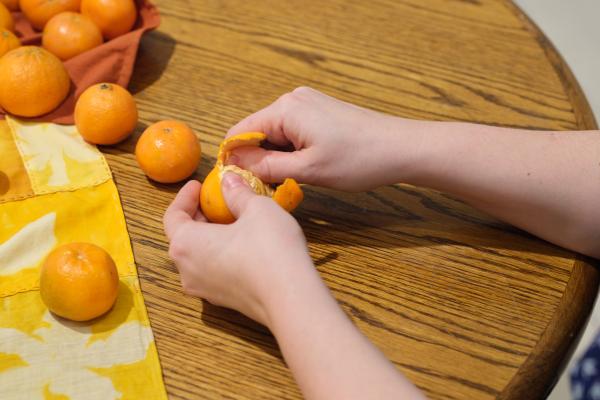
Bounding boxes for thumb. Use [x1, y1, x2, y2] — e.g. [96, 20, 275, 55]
[221, 172, 257, 218]
[229, 147, 308, 183]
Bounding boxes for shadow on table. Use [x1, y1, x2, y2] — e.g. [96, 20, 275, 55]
[200, 300, 285, 363]
[103, 133, 569, 261]
[98, 120, 149, 155]
[297, 184, 571, 259]
[197, 250, 339, 359]
[97, 31, 175, 181]
[129, 31, 177, 95]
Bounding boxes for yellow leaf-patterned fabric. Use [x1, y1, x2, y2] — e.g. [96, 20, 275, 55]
[0, 121, 33, 202]
[0, 117, 166, 399]
[6, 118, 111, 196]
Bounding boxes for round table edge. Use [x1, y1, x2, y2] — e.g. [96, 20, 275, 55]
[499, 3, 599, 397]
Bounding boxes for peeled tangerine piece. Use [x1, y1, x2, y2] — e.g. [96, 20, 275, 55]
[200, 132, 304, 224]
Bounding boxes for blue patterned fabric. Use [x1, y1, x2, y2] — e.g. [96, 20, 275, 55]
[571, 335, 600, 400]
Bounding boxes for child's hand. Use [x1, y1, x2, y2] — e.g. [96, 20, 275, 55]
[163, 175, 315, 326]
[227, 86, 419, 192]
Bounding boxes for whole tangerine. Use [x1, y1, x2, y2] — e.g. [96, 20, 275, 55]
[135, 120, 201, 184]
[74, 82, 138, 145]
[0, 46, 70, 117]
[200, 132, 303, 224]
[0, 29, 19, 57]
[0, 2, 14, 31]
[40, 242, 119, 322]
[43, 12, 103, 60]
[81, 0, 136, 40]
[0, 0, 19, 11]
[19, 0, 81, 31]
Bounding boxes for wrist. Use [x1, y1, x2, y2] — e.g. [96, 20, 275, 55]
[371, 116, 431, 186]
[262, 258, 338, 333]
[382, 117, 469, 187]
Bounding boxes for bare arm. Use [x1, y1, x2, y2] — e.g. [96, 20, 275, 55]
[164, 87, 598, 400]
[392, 120, 600, 258]
[229, 87, 600, 258]
[164, 177, 427, 400]
[266, 257, 426, 400]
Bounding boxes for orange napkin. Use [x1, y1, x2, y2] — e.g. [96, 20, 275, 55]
[0, 0, 160, 124]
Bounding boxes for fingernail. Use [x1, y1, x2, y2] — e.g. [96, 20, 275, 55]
[221, 172, 244, 190]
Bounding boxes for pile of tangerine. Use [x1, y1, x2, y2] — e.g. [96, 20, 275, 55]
[0, 0, 138, 117]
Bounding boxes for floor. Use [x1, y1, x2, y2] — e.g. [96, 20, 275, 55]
[512, 0, 600, 399]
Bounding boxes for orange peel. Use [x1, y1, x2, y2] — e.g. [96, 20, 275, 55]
[200, 132, 303, 223]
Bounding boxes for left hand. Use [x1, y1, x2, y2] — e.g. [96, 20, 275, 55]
[163, 175, 315, 326]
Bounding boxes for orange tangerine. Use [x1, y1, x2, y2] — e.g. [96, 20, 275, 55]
[135, 120, 201, 183]
[0, 29, 19, 57]
[0, 46, 70, 117]
[40, 242, 119, 322]
[74, 83, 138, 145]
[200, 132, 303, 223]
[0, 2, 14, 31]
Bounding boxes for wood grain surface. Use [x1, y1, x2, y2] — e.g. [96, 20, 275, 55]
[102, 1, 599, 399]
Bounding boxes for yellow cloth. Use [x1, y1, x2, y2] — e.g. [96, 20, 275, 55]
[0, 117, 167, 399]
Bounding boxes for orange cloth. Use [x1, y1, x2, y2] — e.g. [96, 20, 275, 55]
[0, 0, 160, 124]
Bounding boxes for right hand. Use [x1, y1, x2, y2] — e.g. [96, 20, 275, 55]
[227, 87, 416, 192]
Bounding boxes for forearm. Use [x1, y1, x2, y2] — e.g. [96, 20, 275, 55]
[390, 119, 600, 258]
[265, 263, 426, 400]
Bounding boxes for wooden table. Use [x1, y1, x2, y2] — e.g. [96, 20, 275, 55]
[104, 1, 599, 399]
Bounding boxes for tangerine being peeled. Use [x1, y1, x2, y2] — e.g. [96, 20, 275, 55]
[200, 132, 303, 224]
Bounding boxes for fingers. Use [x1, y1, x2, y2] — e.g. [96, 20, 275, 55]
[193, 212, 208, 222]
[227, 97, 291, 146]
[164, 180, 203, 240]
[220, 172, 258, 219]
[229, 147, 310, 184]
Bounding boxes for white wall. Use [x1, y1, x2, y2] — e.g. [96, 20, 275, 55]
[514, 0, 600, 122]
